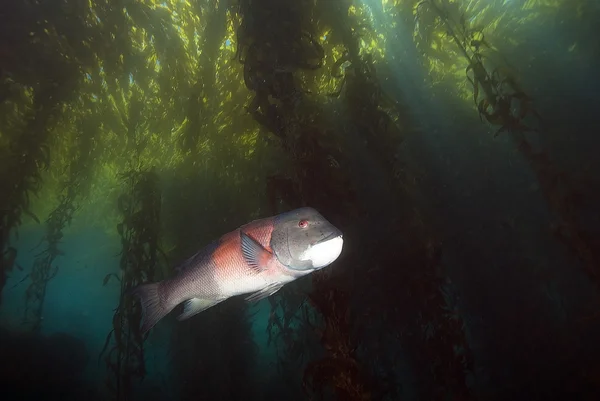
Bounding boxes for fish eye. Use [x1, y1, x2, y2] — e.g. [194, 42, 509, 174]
[298, 219, 308, 228]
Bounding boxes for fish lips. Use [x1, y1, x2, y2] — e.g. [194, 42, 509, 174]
[314, 230, 343, 245]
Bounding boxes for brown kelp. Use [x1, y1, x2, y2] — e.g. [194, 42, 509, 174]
[22, 192, 74, 333]
[265, 284, 322, 397]
[0, 64, 78, 306]
[414, 0, 600, 290]
[233, 0, 371, 398]
[234, 0, 358, 217]
[100, 167, 163, 400]
[23, 111, 100, 332]
[304, 273, 372, 401]
[0, 0, 95, 306]
[0, 0, 597, 399]
[319, 2, 474, 399]
[99, 89, 164, 400]
[414, 0, 541, 137]
[234, 0, 470, 398]
[179, 1, 229, 155]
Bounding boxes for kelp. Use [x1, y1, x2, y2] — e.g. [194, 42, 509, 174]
[0, 83, 75, 306]
[517, 138, 600, 285]
[305, 271, 371, 401]
[415, 0, 600, 291]
[344, 56, 473, 400]
[234, 0, 457, 399]
[414, 0, 541, 137]
[0, 0, 98, 306]
[266, 285, 321, 389]
[22, 194, 74, 332]
[23, 113, 100, 332]
[100, 87, 164, 401]
[234, 0, 369, 398]
[0, 0, 597, 399]
[411, 251, 475, 400]
[322, 2, 475, 399]
[100, 167, 163, 400]
[179, 1, 229, 155]
[235, 0, 358, 216]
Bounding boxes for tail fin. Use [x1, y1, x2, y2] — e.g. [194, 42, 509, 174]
[130, 283, 174, 335]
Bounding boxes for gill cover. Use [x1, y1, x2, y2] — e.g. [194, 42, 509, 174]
[270, 207, 343, 272]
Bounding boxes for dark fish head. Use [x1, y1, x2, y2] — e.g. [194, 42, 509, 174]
[271, 207, 343, 272]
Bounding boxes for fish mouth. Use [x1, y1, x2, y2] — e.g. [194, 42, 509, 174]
[307, 231, 344, 269]
[315, 230, 343, 245]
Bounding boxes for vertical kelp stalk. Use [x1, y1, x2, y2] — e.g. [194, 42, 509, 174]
[514, 136, 600, 285]
[0, 104, 50, 306]
[305, 275, 371, 400]
[168, 3, 263, 399]
[265, 287, 323, 393]
[234, 0, 368, 398]
[410, 259, 475, 401]
[0, 83, 74, 306]
[320, 1, 475, 399]
[100, 168, 162, 401]
[0, 0, 83, 305]
[100, 91, 163, 400]
[23, 115, 99, 332]
[179, 0, 228, 156]
[415, 0, 600, 288]
[22, 193, 75, 333]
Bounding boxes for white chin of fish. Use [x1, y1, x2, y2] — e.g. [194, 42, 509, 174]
[303, 235, 344, 268]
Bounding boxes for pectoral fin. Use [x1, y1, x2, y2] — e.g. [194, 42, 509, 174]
[244, 283, 284, 303]
[240, 231, 272, 273]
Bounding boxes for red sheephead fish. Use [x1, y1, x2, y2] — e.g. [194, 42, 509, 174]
[131, 207, 344, 334]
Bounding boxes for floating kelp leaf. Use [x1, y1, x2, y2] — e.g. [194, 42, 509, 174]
[9, 273, 29, 290]
[117, 194, 130, 212]
[3, 247, 17, 265]
[103, 273, 120, 286]
[113, 311, 123, 340]
[98, 329, 114, 365]
[22, 208, 40, 224]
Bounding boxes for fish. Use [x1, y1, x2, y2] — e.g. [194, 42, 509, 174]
[131, 207, 344, 334]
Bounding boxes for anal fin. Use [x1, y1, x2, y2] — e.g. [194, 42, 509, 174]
[177, 298, 221, 321]
[244, 283, 284, 303]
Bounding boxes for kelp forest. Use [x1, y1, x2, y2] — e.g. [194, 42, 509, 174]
[1, 0, 599, 400]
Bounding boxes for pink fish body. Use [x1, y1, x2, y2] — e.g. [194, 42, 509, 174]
[132, 207, 344, 334]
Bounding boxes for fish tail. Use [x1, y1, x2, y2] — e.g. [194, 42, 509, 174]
[130, 282, 174, 334]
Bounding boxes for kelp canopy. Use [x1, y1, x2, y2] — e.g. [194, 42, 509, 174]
[1, 0, 599, 400]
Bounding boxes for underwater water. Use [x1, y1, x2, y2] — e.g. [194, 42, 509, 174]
[1, 0, 600, 400]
